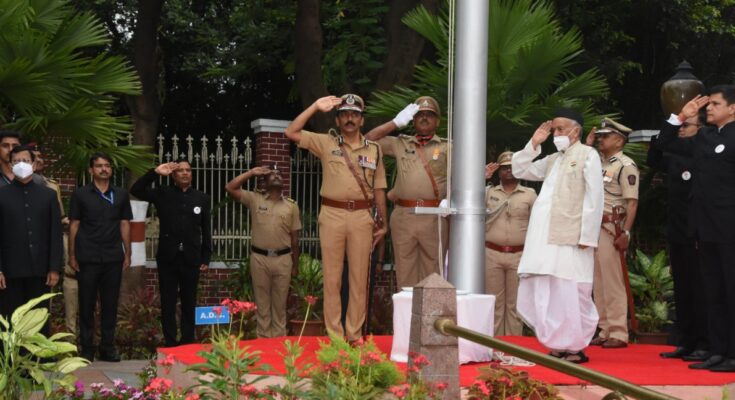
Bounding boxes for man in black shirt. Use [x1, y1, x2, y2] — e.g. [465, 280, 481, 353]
[130, 160, 212, 347]
[657, 85, 735, 372]
[0, 146, 63, 333]
[69, 153, 133, 362]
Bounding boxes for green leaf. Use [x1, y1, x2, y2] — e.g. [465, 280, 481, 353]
[10, 292, 56, 329]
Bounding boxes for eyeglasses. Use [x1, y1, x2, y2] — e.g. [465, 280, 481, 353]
[11, 159, 32, 165]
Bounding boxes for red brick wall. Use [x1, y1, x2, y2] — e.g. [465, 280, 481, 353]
[144, 267, 237, 305]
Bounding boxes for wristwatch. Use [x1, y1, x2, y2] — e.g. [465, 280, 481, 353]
[623, 230, 631, 239]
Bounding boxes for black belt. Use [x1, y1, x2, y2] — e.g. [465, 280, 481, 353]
[251, 246, 291, 257]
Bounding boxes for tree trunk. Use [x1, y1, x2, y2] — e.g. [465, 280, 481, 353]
[294, 0, 331, 132]
[127, 0, 165, 158]
[374, 0, 440, 91]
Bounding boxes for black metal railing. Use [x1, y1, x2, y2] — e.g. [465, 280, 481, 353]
[434, 319, 681, 400]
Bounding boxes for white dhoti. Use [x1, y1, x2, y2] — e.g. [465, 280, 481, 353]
[517, 275, 598, 352]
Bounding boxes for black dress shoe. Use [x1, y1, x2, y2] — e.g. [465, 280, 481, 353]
[682, 350, 711, 362]
[710, 358, 735, 372]
[98, 350, 121, 362]
[689, 355, 724, 370]
[660, 347, 692, 359]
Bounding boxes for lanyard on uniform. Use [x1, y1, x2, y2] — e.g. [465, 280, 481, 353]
[97, 188, 114, 205]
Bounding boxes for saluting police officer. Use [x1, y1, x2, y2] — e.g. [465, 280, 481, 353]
[225, 165, 301, 338]
[484, 151, 537, 336]
[284, 94, 388, 345]
[130, 160, 212, 347]
[586, 118, 639, 349]
[365, 96, 448, 288]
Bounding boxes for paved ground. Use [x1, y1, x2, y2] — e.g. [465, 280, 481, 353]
[61, 359, 734, 399]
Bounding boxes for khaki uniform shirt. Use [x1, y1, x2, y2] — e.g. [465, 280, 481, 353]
[238, 191, 302, 249]
[485, 184, 537, 246]
[378, 135, 448, 199]
[299, 130, 387, 200]
[601, 151, 639, 214]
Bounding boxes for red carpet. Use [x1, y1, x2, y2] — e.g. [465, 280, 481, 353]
[159, 335, 735, 386]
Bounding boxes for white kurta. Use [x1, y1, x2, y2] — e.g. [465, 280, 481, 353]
[511, 139, 604, 352]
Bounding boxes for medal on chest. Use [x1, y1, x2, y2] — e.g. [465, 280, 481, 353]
[716, 144, 725, 154]
[603, 169, 614, 183]
[432, 147, 440, 160]
[358, 155, 377, 169]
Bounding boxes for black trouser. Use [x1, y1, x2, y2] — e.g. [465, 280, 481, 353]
[158, 252, 200, 346]
[669, 242, 708, 350]
[77, 262, 122, 352]
[0, 277, 50, 336]
[698, 242, 735, 358]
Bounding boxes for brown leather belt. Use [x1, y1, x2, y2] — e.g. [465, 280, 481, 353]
[321, 197, 373, 210]
[397, 199, 441, 208]
[485, 241, 524, 253]
[602, 213, 625, 224]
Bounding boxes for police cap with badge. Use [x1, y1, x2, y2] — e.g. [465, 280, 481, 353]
[597, 117, 632, 141]
[338, 94, 365, 113]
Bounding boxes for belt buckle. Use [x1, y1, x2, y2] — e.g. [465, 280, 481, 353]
[346, 200, 356, 210]
[267, 249, 277, 257]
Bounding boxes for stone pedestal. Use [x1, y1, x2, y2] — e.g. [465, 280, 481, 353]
[409, 273, 460, 399]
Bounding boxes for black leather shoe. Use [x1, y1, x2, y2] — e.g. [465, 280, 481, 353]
[682, 350, 711, 362]
[710, 358, 735, 372]
[689, 355, 724, 370]
[98, 349, 121, 362]
[660, 347, 692, 359]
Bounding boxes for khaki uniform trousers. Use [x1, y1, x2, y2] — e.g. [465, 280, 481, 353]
[319, 206, 373, 341]
[484, 248, 523, 336]
[62, 232, 79, 335]
[593, 222, 629, 342]
[390, 206, 448, 288]
[250, 252, 292, 338]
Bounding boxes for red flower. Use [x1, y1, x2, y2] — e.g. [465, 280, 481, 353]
[212, 306, 222, 317]
[157, 354, 176, 367]
[388, 383, 410, 399]
[409, 352, 430, 369]
[305, 295, 318, 306]
[434, 382, 448, 391]
[360, 351, 383, 366]
[238, 384, 259, 398]
[145, 377, 173, 393]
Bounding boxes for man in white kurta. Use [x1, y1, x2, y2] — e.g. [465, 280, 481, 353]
[511, 111, 604, 363]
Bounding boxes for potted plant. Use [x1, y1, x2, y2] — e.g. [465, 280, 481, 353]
[628, 249, 674, 344]
[289, 254, 325, 336]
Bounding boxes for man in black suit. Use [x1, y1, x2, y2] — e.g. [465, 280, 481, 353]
[130, 160, 212, 347]
[656, 85, 735, 372]
[0, 145, 63, 333]
[648, 113, 709, 360]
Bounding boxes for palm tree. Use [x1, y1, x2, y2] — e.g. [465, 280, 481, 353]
[0, 0, 152, 174]
[368, 0, 609, 153]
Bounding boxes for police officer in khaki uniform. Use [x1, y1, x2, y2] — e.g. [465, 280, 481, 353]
[225, 165, 301, 338]
[484, 151, 537, 336]
[365, 96, 448, 288]
[586, 118, 639, 349]
[285, 94, 388, 343]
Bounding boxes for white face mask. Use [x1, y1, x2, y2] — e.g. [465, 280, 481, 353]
[12, 162, 33, 180]
[553, 135, 571, 152]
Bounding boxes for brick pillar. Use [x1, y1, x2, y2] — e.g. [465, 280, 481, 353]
[251, 118, 293, 197]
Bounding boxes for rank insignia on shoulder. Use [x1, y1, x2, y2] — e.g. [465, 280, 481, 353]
[286, 197, 296, 203]
[405, 149, 416, 154]
[358, 155, 377, 169]
[627, 175, 637, 185]
[331, 149, 343, 156]
[570, 161, 577, 167]
[490, 196, 500, 201]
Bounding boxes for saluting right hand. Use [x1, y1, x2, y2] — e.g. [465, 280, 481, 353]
[585, 127, 597, 146]
[249, 166, 271, 176]
[678, 95, 710, 121]
[485, 163, 499, 180]
[393, 103, 420, 128]
[315, 96, 342, 113]
[531, 121, 553, 148]
[155, 162, 179, 176]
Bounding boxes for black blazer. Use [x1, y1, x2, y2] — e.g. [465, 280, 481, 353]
[0, 181, 63, 278]
[656, 120, 735, 243]
[647, 135, 696, 243]
[130, 170, 212, 265]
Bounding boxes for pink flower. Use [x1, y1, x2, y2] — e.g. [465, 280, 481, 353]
[213, 306, 222, 317]
[305, 295, 318, 306]
[360, 351, 383, 366]
[157, 354, 176, 366]
[238, 384, 259, 398]
[388, 383, 410, 399]
[145, 377, 173, 393]
[409, 352, 430, 369]
[185, 395, 201, 400]
[434, 382, 448, 391]
[472, 379, 491, 396]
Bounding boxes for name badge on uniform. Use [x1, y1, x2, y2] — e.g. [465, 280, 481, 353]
[331, 149, 343, 156]
[193, 206, 201, 214]
[432, 148, 440, 160]
[716, 144, 725, 153]
[358, 155, 377, 170]
[682, 170, 691, 181]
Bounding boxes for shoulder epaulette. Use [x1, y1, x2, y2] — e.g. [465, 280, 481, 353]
[285, 197, 296, 204]
[397, 134, 412, 139]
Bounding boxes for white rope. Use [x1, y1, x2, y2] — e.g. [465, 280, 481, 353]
[438, 0, 457, 279]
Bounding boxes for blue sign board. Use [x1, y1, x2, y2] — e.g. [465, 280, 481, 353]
[195, 306, 231, 325]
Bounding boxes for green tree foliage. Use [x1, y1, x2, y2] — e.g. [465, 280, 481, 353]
[368, 0, 609, 153]
[0, 0, 152, 174]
